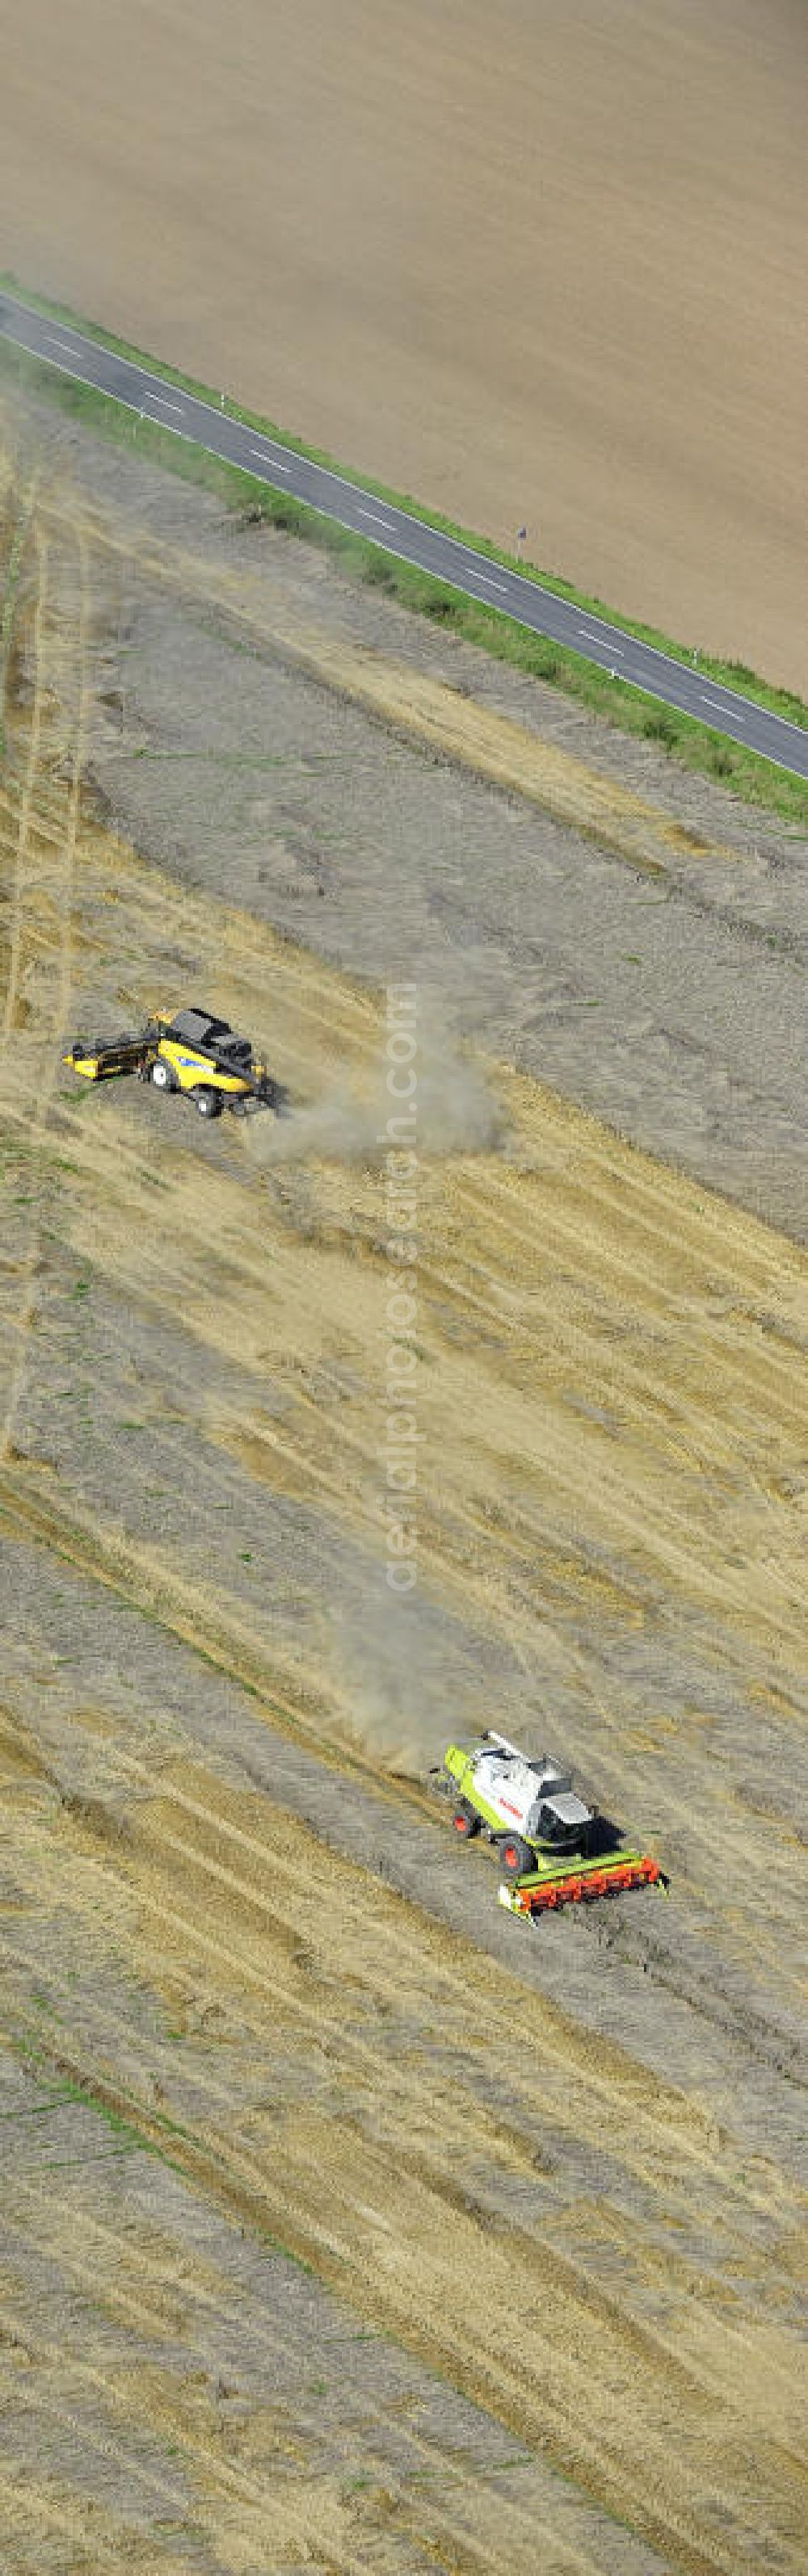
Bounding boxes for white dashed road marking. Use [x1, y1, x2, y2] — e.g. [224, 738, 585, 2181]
[1, 288, 806, 782]
[578, 627, 623, 657]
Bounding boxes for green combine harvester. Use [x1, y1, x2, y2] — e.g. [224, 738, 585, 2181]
[433, 1730, 667, 1919]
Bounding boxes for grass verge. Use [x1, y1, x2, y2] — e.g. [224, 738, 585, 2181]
[1, 279, 807, 828]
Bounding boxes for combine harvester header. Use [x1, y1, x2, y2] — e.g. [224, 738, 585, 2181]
[433, 1731, 667, 1919]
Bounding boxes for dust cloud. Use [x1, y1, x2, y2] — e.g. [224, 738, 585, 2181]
[324, 1593, 491, 1781]
[246, 1025, 503, 1169]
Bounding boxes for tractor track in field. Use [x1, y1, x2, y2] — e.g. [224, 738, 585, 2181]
[0, 1357, 805, 2048]
[1, 497, 91, 1467]
[2, 430, 807, 2576]
[6, 2138, 639, 2575]
[0, 1464, 442, 1836]
[0, 1643, 802, 2183]
[6, 1744, 806, 2576]
[2, 1012, 807, 2040]
[27, 1716, 808, 2135]
[2, 505, 45, 1058]
[3, 1943, 800, 2573]
[2, 2154, 569, 2576]
[2, 914, 806, 2011]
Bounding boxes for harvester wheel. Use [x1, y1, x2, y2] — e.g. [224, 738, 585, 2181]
[499, 1834, 533, 1882]
[150, 1058, 175, 1093]
[452, 1803, 479, 1840]
[195, 1087, 222, 1119]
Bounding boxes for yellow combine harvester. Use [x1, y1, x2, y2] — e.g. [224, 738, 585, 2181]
[64, 1006, 287, 1120]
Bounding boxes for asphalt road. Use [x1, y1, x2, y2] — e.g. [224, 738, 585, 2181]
[2, 287, 806, 782]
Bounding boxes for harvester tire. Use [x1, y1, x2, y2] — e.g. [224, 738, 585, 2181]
[150, 1058, 175, 1092]
[195, 1087, 222, 1120]
[452, 1803, 479, 1840]
[499, 1834, 533, 1882]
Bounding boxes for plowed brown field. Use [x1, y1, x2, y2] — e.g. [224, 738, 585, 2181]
[1, 452, 806, 2574]
[2, 0, 807, 690]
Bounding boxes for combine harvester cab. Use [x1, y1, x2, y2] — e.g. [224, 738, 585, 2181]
[435, 1730, 667, 1920]
[64, 1005, 287, 1119]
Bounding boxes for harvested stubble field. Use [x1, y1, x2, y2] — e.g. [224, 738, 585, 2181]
[1, 406, 807, 2575]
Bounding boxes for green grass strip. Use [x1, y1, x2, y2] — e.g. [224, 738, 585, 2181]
[2, 274, 807, 828]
